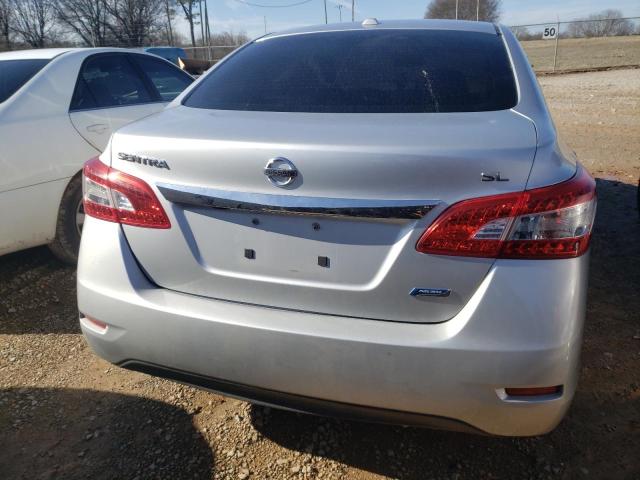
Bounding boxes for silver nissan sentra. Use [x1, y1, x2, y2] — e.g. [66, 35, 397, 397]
[78, 19, 596, 436]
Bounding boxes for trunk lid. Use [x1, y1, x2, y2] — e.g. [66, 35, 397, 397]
[112, 106, 537, 323]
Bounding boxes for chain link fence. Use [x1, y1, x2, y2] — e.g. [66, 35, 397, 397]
[3, 17, 639, 75]
[510, 17, 640, 73]
[181, 45, 239, 62]
[180, 18, 640, 74]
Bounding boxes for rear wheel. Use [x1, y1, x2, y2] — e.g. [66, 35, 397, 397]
[49, 174, 84, 264]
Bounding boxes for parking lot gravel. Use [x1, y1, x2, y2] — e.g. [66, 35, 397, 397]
[1, 68, 639, 480]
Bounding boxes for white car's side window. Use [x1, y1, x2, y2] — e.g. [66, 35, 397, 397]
[130, 54, 193, 102]
[70, 54, 154, 111]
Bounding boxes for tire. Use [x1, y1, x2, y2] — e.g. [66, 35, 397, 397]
[49, 174, 84, 265]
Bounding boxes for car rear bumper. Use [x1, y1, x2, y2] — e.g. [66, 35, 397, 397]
[120, 360, 485, 434]
[78, 219, 588, 436]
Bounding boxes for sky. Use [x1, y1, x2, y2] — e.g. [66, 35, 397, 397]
[176, 0, 640, 40]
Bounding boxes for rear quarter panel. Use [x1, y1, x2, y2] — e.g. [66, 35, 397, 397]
[501, 25, 578, 188]
[0, 51, 99, 193]
[0, 51, 98, 252]
[0, 178, 69, 254]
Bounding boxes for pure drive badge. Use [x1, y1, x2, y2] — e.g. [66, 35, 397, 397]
[409, 288, 451, 297]
[118, 152, 170, 170]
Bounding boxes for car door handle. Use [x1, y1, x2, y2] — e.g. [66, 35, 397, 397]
[86, 124, 109, 134]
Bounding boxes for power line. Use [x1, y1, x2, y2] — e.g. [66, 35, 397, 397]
[232, 0, 314, 8]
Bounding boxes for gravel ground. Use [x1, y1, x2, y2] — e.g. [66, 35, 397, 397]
[1, 69, 639, 480]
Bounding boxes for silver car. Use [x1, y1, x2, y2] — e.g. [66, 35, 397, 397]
[78, 19, 597, 436]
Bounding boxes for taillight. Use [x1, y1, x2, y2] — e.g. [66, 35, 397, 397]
[417, 165, 596, 259]
[82, 157, 170, 229]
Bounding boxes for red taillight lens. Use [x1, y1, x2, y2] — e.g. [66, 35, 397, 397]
[417, 165, 596, 259]
[416, 192, 521, 258]
[82, 157, 170, 229]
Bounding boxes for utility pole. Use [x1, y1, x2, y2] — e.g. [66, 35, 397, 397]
[164, 0, 174, 45]
[352, 0, 355, 22]
[198, 0, 205, 47]
[455, 0, 458, 20]
[476, 0, 480, 21]
[553, 14, 560, 72]
[204, 0, 212, 60]
[324, 0, 328, 24]
[336, 4, 343, 22]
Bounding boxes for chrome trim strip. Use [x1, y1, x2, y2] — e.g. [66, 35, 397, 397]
[157, 183, 439, 220]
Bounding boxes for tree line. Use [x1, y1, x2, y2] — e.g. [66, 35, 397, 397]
[2, 0, 637, 51]
[0, 0, 249, 51]
[512, 9, 638, 41]
[423, 1, 638, 40]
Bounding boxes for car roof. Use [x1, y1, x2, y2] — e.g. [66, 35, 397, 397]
[0, 48, 79, 60]
[0, 47, 144, 61]
[260, 19, 498, 41]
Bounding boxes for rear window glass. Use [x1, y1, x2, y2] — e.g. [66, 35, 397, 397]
[0, 59, 49, 103]
[184, 30, 517, 113]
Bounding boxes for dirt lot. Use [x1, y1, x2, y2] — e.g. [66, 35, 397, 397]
[1, 69, 639, 480]
[520, 35, 640, 72]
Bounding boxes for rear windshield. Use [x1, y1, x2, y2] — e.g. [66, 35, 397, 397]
[184, 30, 517, 113]
[0, 59, 49, 103]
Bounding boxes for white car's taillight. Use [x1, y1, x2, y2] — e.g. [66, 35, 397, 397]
[417, 165, 596, 259]
[82, 157, 170, 229]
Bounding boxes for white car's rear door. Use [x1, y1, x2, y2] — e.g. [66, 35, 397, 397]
[69, 52, 193, 151]
[70, 103, 162, 151]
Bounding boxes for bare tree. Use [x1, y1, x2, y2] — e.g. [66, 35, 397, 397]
[104, 0, 163, 47]
[55, 0, 110, 46]
[176, 0, 199, 47]
[567, 9, 633, 38]
[199, 31, 248, 62]
[425, 0, 501, 23]
[0, 0, 11, 49]
[510, 25, 537, 41]
[210, 31, 249, 47]
[162, 0, 175, 45]
[11, 0, 58, 48]
[154, 26, 186, 46]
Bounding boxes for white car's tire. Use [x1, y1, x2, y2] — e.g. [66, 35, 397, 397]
[49, 174, 84, 264]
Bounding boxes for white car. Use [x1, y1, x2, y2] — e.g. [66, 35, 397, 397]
[0, 48, 193, 262]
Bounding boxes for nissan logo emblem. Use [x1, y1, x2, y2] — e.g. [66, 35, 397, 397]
[264, 157, 298, 187]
